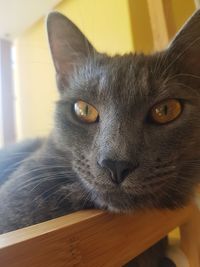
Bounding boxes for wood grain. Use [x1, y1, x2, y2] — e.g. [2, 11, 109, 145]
[0, 205, 193, 267]
[146, 0, 176, 50]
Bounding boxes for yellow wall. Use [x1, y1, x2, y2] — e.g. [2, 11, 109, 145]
[14, 0, 134, 140]
[14, 20, 56, 140]
[171, 0, 195, 31]
[128, 0, 195, 54]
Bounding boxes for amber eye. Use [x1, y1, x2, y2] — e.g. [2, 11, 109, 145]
[74, 100, 99, 123]
[150, 99, 182, 124]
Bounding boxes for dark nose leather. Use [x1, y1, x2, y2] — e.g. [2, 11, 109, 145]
[99, 159, 138, 184]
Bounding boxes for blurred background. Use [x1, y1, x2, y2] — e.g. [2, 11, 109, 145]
[0, 0, 198, 148]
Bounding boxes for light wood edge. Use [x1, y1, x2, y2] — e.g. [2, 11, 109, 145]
[0, 209, 102, 248]
[0, 205, 194, 267]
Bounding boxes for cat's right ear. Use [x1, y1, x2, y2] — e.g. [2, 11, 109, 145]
[47, 12, 96, 87]
[166, 9, 200, 76]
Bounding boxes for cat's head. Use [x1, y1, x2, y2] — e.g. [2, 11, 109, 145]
[47, 11, 200, 212]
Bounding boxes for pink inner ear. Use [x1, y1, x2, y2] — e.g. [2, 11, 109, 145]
[50, 37, 71, 75]
[47, 12, 96, 76]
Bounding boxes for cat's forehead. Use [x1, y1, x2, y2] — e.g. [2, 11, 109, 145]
[68, 52, 170, 104]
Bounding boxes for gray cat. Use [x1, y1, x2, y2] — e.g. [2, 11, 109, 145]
[1, 9, 200, 267]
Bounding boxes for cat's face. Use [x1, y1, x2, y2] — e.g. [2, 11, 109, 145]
[47, 11, 200, 212]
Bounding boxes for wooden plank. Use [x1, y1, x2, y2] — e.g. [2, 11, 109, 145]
[128, 0, 154, 54]
[146, 0, 176, 50]
[162, 0, 177, 40]
[0, 205, 193, 267]
[194, 0, 200, 8]
[146, 0, 169, 50]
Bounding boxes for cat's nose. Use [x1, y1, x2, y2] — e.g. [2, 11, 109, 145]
[99, 159, 138, 185]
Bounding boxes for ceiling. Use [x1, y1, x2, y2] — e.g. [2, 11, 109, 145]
[0, 0, 62, 40]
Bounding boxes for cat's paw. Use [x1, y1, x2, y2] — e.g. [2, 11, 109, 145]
[159, 257, 176, 267]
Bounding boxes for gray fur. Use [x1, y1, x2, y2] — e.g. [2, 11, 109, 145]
[1, 10, 200, 267]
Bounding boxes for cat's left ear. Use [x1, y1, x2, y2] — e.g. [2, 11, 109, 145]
[47, 12, 96, 86]
[166, 9, 200, 75]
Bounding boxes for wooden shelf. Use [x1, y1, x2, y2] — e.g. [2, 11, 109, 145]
[0, 205, 194, 267]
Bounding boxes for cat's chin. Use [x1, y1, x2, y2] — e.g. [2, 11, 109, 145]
[95, 199, 135, 214]
[78, 178, 137, 212]
[87, 186, 147, 213]
[88, 185, 192, 213]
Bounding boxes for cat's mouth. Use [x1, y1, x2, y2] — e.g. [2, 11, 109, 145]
[72, 153, 192, 211]
[89, 177, 187, 213]
[89, 163, 177, 195]
[76, 169, 192, 212]
[77, 169, 178, 212]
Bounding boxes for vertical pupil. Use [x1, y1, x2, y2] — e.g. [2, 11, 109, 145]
[84, 105, 89, 115]
[163, 105, 168, 115]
